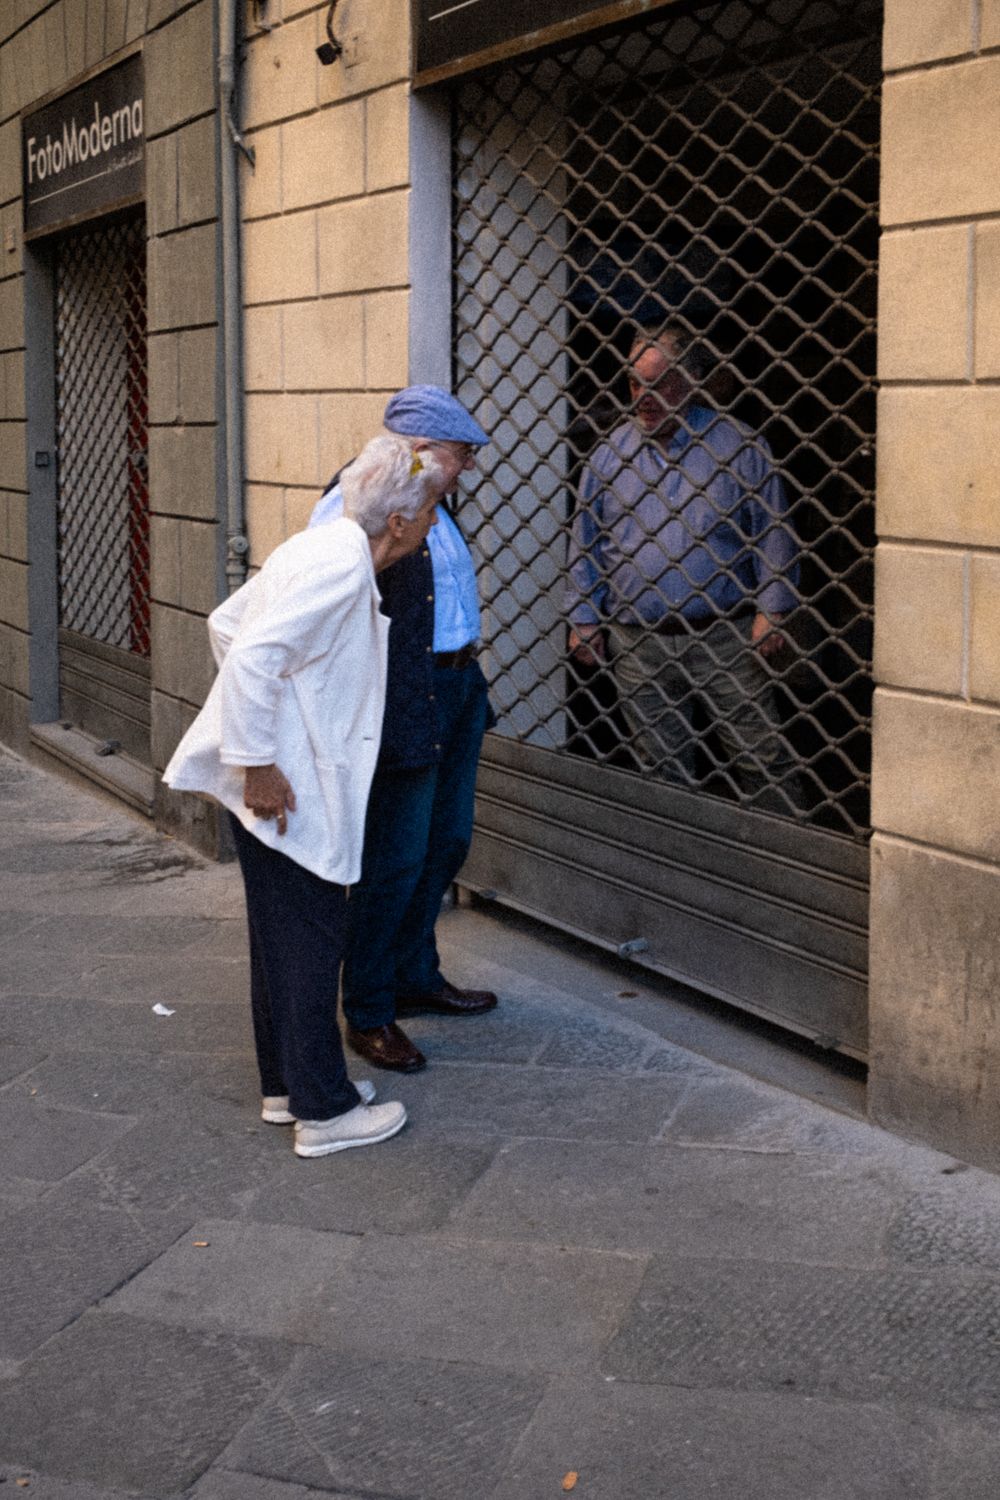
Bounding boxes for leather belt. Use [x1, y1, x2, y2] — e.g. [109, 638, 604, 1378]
[434, 643, 478, 669]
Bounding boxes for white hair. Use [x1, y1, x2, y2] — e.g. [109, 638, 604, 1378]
[339, 434, 446, 538]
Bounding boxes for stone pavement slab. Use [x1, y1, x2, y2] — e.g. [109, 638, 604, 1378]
[190, 1474, 358, 1500]
[369, 1059, 689, 1142]
[242, 1130, 498, 1234]
[605, 1254, 1000, 1410]
[15, 1049, 193, 1117]
[218, 1347, 545, 1499]
[108, 1217, 647, 1375]
[487, 1377, 1000, 1500]
[0, 909, 45, 946]
[59, 1114, 287, 1232]
[640, 1039, 725, 1073]
[0, 994, 254, 1055]
[0, 1473, 157, 1500]
[1, 913, 238, 956]
[0, 942, 246, 1008]
[0, 1094, 135, 1183]
[404, 990, 671, 1072]
[0, 1042, 48, 1083]
[60, 954, 249, 1008]
[402, 1005, 546, 1064]
[533, 1021, 657, 1072]
[445, 1136, 906, 1262]
[107, 1219, 361, 1341]
[663, 1072, 891, 1153]
[886, 1181, 1000, 1270]
[0, 842, 126, 875]
[0, 1313, 295, 1494]
[0, 949, 109, 998]
[1, 1194, 176, 1360]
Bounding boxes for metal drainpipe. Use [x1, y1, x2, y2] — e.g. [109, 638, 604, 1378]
[218, 0, 251, 592]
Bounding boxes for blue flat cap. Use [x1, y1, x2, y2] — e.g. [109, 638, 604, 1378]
[383, 385, 488, 446]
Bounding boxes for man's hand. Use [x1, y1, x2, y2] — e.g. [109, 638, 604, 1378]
[244, 764, 296, 835]
[751, 611, 787, 661]
[569, 624, 607, 667]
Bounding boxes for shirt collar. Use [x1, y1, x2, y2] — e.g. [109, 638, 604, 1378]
[617, 403, 714, 457]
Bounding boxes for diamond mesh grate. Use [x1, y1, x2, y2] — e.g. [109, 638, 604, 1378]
[55, 215, 150, 657]
[453, 0, 879, 836]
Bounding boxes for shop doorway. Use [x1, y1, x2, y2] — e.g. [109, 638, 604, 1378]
[53, 211, 150, 761]
[452, 0, 881, 1054]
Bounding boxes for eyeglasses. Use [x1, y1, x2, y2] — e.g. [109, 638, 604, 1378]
[428, 440, 476, 462]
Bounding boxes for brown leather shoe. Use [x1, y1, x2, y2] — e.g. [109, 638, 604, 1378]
[395, 980, 498, 1017]
[346, 1022, 427, 1073]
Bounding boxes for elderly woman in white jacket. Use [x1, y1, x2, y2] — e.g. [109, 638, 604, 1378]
[164, 435, 446, 1158]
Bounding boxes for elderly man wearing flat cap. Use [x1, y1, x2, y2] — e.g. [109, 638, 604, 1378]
[309, 386, 497, 1073]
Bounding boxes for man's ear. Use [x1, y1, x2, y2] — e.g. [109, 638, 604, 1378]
[387, 511, 406, 538]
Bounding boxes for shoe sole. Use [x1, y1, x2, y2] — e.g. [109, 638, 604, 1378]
[293, 1112, 407, 1158]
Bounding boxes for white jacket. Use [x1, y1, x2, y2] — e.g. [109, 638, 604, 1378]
[163, 517, 388, 885]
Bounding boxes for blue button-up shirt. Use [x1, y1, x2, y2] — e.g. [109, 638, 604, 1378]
[566, 406, 799, 627]
[309, 483, 480, 651]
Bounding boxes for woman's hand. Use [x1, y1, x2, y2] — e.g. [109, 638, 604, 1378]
[244, 764, 297, 835]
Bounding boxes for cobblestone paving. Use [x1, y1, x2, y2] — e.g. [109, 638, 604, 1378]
[3, 749, 1000, 1497]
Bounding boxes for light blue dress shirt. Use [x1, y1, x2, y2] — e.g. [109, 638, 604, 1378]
[309, 482, 480, 651]
[566, 406, 800, 627]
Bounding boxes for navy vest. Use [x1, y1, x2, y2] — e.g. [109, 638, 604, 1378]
[323, 468, 491, 771]
[376, 546, 441, 771]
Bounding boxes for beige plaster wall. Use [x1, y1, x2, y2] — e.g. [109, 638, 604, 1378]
[240, 0, 410, 569]
[871, 0, 1000, 1167]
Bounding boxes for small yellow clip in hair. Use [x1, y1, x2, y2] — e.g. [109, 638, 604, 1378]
[409, 455, 424, 477]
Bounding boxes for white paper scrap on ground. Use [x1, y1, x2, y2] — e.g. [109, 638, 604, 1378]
[151, 1003, 175, 1016]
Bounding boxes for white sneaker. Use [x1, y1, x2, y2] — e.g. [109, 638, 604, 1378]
[293, 1100, 407, 1158]
[262, 1079, 375, 1124]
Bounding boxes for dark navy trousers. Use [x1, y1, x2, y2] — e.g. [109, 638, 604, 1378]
[341, 661, 489, 1029]
[230, 815, 361, 1122]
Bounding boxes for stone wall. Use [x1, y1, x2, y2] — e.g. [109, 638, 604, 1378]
[869, 0, 1000, 1167]
[239, 0, 410, 566]
[145, 0, 223, 839]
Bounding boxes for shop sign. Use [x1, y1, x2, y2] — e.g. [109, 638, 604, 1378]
[23, 54, 144, 238]
[413, 0, 676, 84]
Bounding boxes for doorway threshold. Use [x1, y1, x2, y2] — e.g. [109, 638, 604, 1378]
[30, 721, 155, 817]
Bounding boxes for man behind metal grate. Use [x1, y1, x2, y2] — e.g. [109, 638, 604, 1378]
[566, 323, 805, 815]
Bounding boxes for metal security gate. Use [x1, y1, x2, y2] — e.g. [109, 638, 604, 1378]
[452, 0, 880, 1054]
[54, 213, 151, 762]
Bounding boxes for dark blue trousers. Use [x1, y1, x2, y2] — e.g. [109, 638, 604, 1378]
[230, 815, 361, 1122]
[341, 662, 489, 1030]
